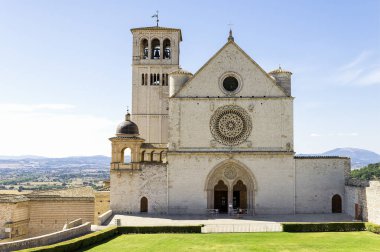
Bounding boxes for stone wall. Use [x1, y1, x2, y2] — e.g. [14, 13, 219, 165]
[110, 163, 167, 214]
[366, 181, 380, 224]
[345, 180, 380, 224]
[168, 153, 295, 215]
[0, 222, 91, 252]
[94, 191, 110, 224]
[295, 157, 349, 213]
[0, 197, 29, 240]
[28, 198, 94, 237]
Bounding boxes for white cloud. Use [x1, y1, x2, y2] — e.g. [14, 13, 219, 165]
[0, 103, 116, 157]
[310, 133, 322, 137]
[336, 51, 380, 86]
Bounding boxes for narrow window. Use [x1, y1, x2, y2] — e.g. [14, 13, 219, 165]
[162, 74, 165, 86]
[141, 39, 148, 59]
[145, 73, 148, 85]
[150, 73, 153, 85]
[141, 74, 145, 85]
[163, 39, 171, 59]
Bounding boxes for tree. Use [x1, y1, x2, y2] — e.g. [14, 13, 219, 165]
[351, 163, 380, 180]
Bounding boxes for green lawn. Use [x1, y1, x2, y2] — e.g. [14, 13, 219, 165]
[81, 232, 380, 252]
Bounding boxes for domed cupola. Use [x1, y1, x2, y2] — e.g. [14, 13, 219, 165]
[116, 111, 139, 137]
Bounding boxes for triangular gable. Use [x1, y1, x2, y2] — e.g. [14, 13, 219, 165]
[174, 41, 287, 97]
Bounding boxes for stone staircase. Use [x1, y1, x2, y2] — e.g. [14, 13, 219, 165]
[202, 223, 282, 233]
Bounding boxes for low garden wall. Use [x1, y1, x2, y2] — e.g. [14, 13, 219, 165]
[0, 222, 91, 252]
[98, 210, 112, 225]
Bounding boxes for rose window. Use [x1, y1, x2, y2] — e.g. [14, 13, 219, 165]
[210, 105, 252, 146]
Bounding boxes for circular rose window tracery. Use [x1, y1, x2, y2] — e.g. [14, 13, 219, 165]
[210, 105, 252, 146]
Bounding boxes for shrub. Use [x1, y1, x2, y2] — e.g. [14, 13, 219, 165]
[282, 222, 366, 232]
[22, 226, 119, 252]
[118, 225, 202, 234]
[365, 222, 380, 234]
[21, 225, 202, 252]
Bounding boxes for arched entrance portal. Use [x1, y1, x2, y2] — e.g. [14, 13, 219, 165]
[233, 180, 247, 209]
[214, 180, 228, 213]
[332, 194, 342, 213]
[140, 197, 148, 213]
[205, 160, 256, 215]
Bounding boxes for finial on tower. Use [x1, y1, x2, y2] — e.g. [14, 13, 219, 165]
[125, 106, 131, 121]
[227, 23, 234, 42]
[152, 10, 159, 27]
[228, 29, 234, 42]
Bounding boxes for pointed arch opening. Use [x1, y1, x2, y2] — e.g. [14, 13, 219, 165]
[205, 160, 256, 215]
[233, 180, 247, 209]
[214, 180, 228, 213]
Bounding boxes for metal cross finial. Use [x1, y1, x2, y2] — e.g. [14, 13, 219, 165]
[227, 23, 234, 42]
[125, 106, 130, 121]
[152, 11, 159, 27]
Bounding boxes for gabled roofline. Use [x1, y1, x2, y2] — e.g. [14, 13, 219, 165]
[130, 26, 182, 41]
[173, 40, 287, 97]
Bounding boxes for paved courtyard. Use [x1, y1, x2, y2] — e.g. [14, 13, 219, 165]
[105, 213, 354, 233]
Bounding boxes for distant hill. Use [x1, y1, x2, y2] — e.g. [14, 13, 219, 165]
[299, 148, 380, 169]
[0, 155, 115, 170]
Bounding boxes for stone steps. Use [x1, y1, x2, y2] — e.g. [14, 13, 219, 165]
[202, 223, 282, 233]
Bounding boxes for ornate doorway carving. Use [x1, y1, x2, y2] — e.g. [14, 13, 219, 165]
[205, 160, 256, 214]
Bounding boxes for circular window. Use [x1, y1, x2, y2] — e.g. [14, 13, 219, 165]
[223, 77, 239, 92]
[210, 105, 252, 146]
[219, 72, 242, 95]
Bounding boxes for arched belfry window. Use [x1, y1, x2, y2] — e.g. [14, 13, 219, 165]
[163, 39, 171, 59]
[141, 39, 148, 59]
[151, 39, 160, 59]
[122, 148, 131, 163]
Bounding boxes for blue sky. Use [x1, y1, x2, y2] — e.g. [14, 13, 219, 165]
[0, 0, 379, 157]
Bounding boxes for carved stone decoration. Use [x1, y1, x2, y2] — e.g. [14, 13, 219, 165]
[210, 105, 252, 146]
[210, 102, 215, 111]
[210, 140, 217, 147]
[224, 165, 237, 180]
[248, 104, 255, 112]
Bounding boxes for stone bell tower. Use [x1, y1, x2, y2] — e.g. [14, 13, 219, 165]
[130, 26, 182, 144]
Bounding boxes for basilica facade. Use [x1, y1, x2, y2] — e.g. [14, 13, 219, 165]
[109, 25, 350, 215]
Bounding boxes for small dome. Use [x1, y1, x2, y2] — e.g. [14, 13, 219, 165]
[269, 66, 292, 75]
[170, 68, 193, 76]
[116, 112, 139, 136]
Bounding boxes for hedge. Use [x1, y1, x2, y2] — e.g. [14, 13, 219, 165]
[282, 222, 366, 232]
[365, 222, 380, 234]
[20, 225, 202, 252]
[21, 226, 119, 252]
